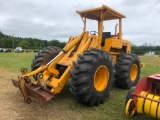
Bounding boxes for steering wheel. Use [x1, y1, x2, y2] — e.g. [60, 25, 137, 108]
[90, 31, 99, 35]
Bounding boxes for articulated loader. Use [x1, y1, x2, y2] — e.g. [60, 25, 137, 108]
[12, 5, 141, 106]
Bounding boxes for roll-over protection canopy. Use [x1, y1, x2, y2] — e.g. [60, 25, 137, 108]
[76, 5, 126, 21]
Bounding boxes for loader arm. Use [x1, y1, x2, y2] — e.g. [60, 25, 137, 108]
[12, 31, 99, 105]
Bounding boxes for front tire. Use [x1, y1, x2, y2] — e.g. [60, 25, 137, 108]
[31, 46, 61, 80]
[115, 54, 140, 89]
[69, 49, 114, 106]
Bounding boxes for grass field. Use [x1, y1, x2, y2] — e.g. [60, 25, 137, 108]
[0, 52, 159, 120]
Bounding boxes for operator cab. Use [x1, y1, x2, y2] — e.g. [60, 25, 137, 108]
[77, 5, 131, 62]
[76, 5, 126, 44]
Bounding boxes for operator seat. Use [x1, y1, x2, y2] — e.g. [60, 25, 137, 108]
[101, 32, 111, 46]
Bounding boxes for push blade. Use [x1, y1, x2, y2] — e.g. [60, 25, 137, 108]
[12, 78, 54, 105]
[25, 83, 54, 105]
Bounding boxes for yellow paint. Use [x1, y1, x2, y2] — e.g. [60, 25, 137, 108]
[141, 63, 145, 67]
[18, 5, 133, 96]
[136, 91, 160, 119]
[144, 93, 154, 114]
[157, 103, 160, 119]
[136, 91, 148, 114]
[150, 95, 159, 118]
[102, 38, 122, 52]
[94, 65, 109, 91]
[47, 68, 59, 76]
[111, 55, 117, 63]
[48, 66, 72, 94]
[130, 64, 138, 81]
[125, 99, 135, 117]
[89, 35, 99, 49]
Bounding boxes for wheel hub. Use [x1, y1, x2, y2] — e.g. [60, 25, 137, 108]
[130, 64, 138, 81]
[94, 65, 109, 91]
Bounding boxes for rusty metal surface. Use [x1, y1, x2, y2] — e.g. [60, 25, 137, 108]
[25, 83, 54, 105]
[12, 78, 54, 105]
[12, 78, 31, 103]
[12, 79, 19, 88]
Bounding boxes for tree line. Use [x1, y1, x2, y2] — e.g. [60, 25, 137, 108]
[0, 31, 160, 54]
[0, 31, 66, 50]
[132, 43, 160, 55]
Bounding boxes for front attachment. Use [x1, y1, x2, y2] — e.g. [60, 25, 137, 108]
[12, 77, 54, 105]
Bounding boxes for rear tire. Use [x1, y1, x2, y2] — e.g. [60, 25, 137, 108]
[115, 54, 140, 89]
[69, 49, 114, 106]
[31, 46, 61, 80]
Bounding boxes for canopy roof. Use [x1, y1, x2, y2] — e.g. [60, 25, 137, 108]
[77, 5, 126, 21]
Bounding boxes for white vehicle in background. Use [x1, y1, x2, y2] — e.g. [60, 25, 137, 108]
[15, 47, 24, 53]
[0, 48, 3, 52]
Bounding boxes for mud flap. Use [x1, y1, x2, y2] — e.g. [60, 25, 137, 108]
[12, 79, 54, 105]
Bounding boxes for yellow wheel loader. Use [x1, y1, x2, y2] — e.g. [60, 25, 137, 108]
[12, 5, 141, 106]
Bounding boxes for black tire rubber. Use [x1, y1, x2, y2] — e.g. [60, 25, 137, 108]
[31, 46, 61, 80]
[125, 86, 136, 106]
[115, 54, 140, 89]
[69, 49, 114, 106]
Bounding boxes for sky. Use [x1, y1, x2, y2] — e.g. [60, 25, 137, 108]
[0, 0, 160, 46]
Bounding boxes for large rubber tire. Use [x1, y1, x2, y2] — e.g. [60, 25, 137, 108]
[125, 86, 136, 106]
[115, 54, 140, 89]
[31, 46, 61, 80]
[69, 49, 114, 106]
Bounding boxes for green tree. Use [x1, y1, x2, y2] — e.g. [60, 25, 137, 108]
[0, 38, 5, 47]
[18, 40, 30, 49]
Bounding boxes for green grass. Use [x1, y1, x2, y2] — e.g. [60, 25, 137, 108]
[139, 56, 160, 77]
[0, 52, 35, 72]
[0, 53, 159, 120]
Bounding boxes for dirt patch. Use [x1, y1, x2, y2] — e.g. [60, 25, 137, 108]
[0, 68, 21, 120]
[0, 68, 82, 120]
